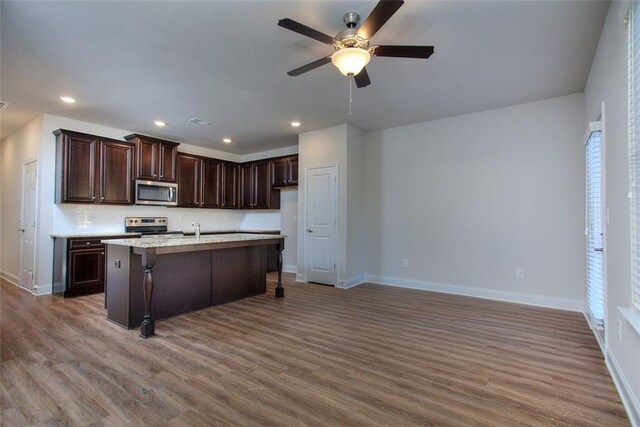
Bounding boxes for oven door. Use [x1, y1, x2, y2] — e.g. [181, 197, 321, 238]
[135, 180, 178, 206]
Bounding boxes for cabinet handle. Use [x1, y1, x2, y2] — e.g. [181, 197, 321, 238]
[92, 196, 95, 201]
[160, 174, 163, 178]
[154, 174, 157, 178]
[101, 252, 105, 255]
[101, 196, 104, 200]
[86, 242, 90, 245]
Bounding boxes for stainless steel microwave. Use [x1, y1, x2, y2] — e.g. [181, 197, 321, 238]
[135, 180, 178, 206]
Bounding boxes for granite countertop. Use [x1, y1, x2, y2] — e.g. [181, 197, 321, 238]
[182, 229, 280, 235]
[102, 233, 285, 249]
[51, 232, 142, 238]
[52, 229, 279, 238]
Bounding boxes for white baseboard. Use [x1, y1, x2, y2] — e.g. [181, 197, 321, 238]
[606, 348, 640, 426]
[295, 273, 306, 283]
[339, 275, 365, 289]
[283, 264, 297, 274]
[0, 270, 19, 286]
[33, 283, 52, 296]
[363, 274, 584, 312]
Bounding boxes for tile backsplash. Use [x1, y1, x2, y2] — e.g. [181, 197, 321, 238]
[53, 204, 281, 234]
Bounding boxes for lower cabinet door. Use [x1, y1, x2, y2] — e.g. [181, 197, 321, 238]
[68, 248, 105, 292]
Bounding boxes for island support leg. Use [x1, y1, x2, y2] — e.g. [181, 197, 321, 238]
[275, 239, 285, 298]
[140, 249, 156, 338]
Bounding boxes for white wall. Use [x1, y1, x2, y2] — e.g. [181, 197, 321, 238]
[346, 125, 365, 281]
[297, 123, 366, 286]
[278, 188, 298, 272]
[584, 1, 640, 423]
[363, 94, 585, 309]
[0, 115, 43, 286]
[297, 124, 348, 284]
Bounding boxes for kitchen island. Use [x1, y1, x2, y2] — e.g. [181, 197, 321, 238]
[103, 233, 285, 338]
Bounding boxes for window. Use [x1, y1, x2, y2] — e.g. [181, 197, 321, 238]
[586, 127, 605, 326]
[629, 2, 640, 310]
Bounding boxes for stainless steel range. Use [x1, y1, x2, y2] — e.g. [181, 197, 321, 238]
[125, 217, 182, 237]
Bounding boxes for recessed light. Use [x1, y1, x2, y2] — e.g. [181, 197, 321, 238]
[222, 138, 232, 144]
[291, 121, 301, 127]
[59, 96, 77, 104]
[154, 120, 166, 127]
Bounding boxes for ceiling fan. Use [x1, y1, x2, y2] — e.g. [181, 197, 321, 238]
[278, 0, 434, 88]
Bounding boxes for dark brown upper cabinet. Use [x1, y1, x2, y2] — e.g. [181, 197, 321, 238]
[124, 134, 179, 183]
[200, 158, 222, 208]
[176, 153, 201, 207]
[271, 155, 298, 187]
[240, 160, 280, 209]
[54, 129, 134, 205]
[176, 154, 235, 209]
[221, 162, 239, 209]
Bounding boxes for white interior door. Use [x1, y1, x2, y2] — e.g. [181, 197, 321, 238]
[305, 165, 337, 285]
[19, 160, 38, 291]
[585, 123, 606, 341]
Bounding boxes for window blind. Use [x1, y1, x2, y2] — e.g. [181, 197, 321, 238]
[629, 2, 640, 310]
[586, 130, 605, 325]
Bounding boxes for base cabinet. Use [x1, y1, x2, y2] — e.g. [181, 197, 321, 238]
[53, 235, 133, 298]
[68, 248, 105, 291]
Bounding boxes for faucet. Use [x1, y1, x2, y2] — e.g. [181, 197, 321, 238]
[192, 221, 201, 240]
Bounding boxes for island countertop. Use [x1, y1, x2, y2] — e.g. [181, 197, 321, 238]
[102, 233, 285, 249]
[104, 232, 286, 337]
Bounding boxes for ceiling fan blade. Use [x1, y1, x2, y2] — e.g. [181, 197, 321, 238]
[278, 18, 336, 45]
[354, 68, 371, 88]
[287, 56, 332, 76]
[372, 45, 434, 59]
[357, 0, 405, 40]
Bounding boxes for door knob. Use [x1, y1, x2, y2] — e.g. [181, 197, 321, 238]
[306, 229, 314, 233]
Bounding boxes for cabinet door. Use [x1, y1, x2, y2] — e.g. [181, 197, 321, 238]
[288, 156, 299, 185]
[135, 139, 158, 180]
[239, 164, 254, 209]
[158, 143, 177, 182]
[201, 159, 222, 208]
[98, 140, 133, 204]
[176, 154, 201, 207]
[271, 158, 288, 187]
[253, 160, 271, 209]
[221, 163, 239, 209]
[60, 134, 97, 203]
[68, 248, 105, 291]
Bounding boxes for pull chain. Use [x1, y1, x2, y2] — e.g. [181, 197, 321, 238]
[348, 75, 353, 119]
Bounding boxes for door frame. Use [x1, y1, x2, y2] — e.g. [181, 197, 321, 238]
[583, 102, 608, 352]
[303, 162, 339, 286]
[19, 157, 39, 293]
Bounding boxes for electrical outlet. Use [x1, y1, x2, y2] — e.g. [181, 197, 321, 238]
[402, 259, 409, 268]
[516, 268, 525, 279]
[617, 318, 622, 341]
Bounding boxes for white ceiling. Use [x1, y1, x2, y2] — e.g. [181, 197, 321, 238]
[0, 0, 608, 154]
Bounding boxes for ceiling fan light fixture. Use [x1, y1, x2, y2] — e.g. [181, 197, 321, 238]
[331, 48, 371, 77]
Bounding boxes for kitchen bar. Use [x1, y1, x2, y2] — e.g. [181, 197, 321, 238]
[103, 233, 285, 338]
